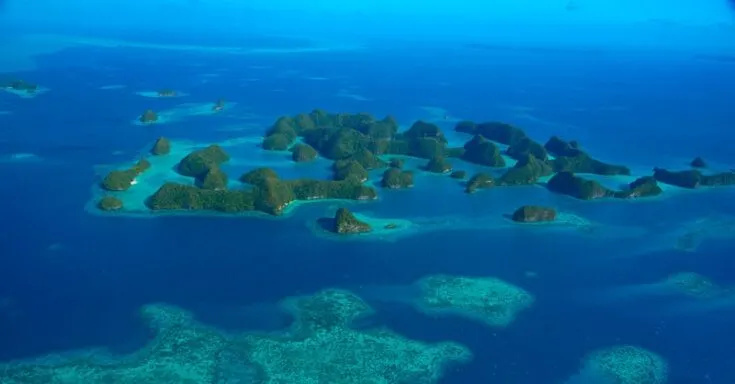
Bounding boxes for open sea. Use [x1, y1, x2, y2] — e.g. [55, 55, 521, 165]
[1, 24, 734, 384]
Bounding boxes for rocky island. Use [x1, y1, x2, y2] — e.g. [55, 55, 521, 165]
[101, 159, 151, 191]
[511, 206, 557, 223]
[151, 137, 171, 155]
[139, 109, 158, 124]
[1, 79, 38, 94]
[381, 168, 414, 189]
[97, 196, 123, 211]
[653, 167, 735, 188]
[332, 208, 372, 234]
[94, 108, 734, 224]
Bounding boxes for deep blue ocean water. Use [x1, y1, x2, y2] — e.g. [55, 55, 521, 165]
[1, 35, 734, 383]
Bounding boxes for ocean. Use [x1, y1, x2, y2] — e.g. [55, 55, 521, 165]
[1, 32, 734, 383]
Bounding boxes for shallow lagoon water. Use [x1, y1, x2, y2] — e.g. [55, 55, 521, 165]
[0, 33, 734, 383]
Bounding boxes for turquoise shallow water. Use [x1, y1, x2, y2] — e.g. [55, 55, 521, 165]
[0, 35, 734, 383]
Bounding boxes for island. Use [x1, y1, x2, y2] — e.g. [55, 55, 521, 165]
[1, 79, 38, 94]
[332, 207, 372, 234]
[151, 137, 171, 156]
[450, 170, 466, 179]
[690, 156, 707, 168]
[381, 168, 414, 189]
[497, 154, 552, 186]
[389, 158, 404, 168]
[212, 99, 226, 112]
[653, 167, 735, 188]
[461, 135, 505, 167]
[0, 290, 472, 383]
[97, 196, 123, 211]
[93, 108, 734, 223]
[291, 143, 318, 162]
[149, 164, 377, 216]
[546, 172, 664, 200]
[511, 206, 557, 223]
[139, 109, 158, 124]
[465, 172, 495, 193]
[101, 159, 151, 191]
[424, 156, 452, 173]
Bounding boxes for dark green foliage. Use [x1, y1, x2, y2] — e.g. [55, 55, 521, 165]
[333, 149, 385, 170]
[690, 156, 707, 168]
[498, 155, 552, 186]
[506, 137, 548, 161]
[469, 122, 526, 145]
[239, 167, 279, 185]
[101, 159, 151, 191]
[97, 196, 123, 211]
[401, 121, 446, 142]
[139, 109, 158, 123]
[333, 207, 372, 234]
[333, 160, 369, 182]
[511, 206, 557, 222]
[544, 136, 582, 157]
[653, 168, 735, 188]
[465, 173, 495, 193]
[551, 152, 630, 176]
[147, 183, 255, 212]
[2, 79, 38, 92]
[450, 170, 466, 179]
[545, 137, 629, 176]
[613, 176, 662, 198]
[262, 134, 292, 151]
[389, 158, 404, 168]
[381, 168, 414, 189]
[546, 172, 613, 200]
[198, 166, 228, 190]
[151, 137, 171, 155]
[454, 120, 476, 134]
[291, 143, 318, 162]
[424, 157, 452, 173]
[177, 145, 230, 178]
[462, 135, 505, 167]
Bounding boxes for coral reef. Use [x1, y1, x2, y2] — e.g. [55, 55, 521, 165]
[414, 275, 535, 328]
[0, 290, 472, 383]
[581, 345, 668, 384]
[157, 89, 177, 97]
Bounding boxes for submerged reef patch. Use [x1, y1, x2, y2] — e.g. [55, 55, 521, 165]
[414, 274, 535, 328]
[0, 290, 472, 383]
